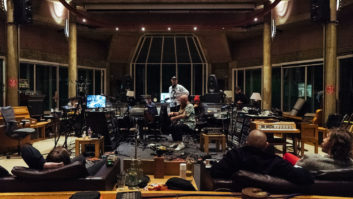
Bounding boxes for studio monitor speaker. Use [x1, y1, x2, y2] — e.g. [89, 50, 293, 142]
[208, 74, 219, 93]
[311, 0, 330, 23]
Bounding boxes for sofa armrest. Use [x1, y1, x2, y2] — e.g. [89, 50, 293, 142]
[199, 162, 214, 191]
[232, 170, 305, 194]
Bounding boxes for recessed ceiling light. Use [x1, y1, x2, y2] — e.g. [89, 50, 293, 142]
[141, 27, 146, 31]
[254, 17, 258, 22]
[167, 27, 171, 31]
[193, 26, 198, 31]
[82, 18, 87, 23]
[115, 27, 119, 31]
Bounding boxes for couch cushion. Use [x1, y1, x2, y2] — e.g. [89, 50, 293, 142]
[312, 168, 353, 181]
[0, 166, 10, 177]
[12, 161, 88, 180]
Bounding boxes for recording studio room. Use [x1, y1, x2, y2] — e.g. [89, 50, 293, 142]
[0, 0, 353, 198]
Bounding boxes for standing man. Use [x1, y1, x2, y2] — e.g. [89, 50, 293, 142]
[169, 76, 189, 112]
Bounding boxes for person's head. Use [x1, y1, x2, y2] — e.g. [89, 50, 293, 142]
[171, 76, 178, 86]
[46, 146, 71, 165]
[179, 94, 189, 106]
[246, 130, 269, 150]
[235, 86, 241, 94]
[145, 95, 152, 104]
[194, 95, 200, 105]
[321, 128, 353, 162]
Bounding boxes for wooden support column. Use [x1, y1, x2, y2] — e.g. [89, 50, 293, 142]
[68, 14, 77, 98]
[6, 0, 19, 106]
[323, 0, 337, 124]
[262, 2, 272, 110]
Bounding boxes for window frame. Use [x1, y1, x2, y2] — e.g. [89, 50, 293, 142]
[131, 34, 208, 98]
[17, 58, 106, 109]
[232, 58, 327, 112]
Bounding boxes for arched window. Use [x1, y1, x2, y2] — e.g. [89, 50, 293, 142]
[131, 34, 207, 101]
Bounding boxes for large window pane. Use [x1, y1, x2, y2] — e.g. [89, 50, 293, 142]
[135, 64, 145, 102]
[162, 64, 176, 92]
[176, 37, 191, 63]
[95, 70, 102, 95]
[238, 70, 244, 91]
[339, 58, 353, 115]
[59, 67, 68, 107]
[137, 38, 151, 63]
[102, 70, 105, 94]
[178, 64, 191, 92]
[19, 63, 34, 91]
[283, 67, 305, 111]
[147, 64, 161, 100]
[245, 69, 261, 96]
[78, 68, 93, 95]
[307, 65, 323, 112]
[0, 59, 3, 106]
[36, 65, 57, 110]
[194, 64, 202, 95]
[187, 38, 202, 63]
[162, 37, 176, 63]
[272, 67, 281, 109]
[148, 38, 162, 63]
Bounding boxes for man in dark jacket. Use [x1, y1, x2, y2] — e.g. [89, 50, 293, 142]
[211, 130, 314, 185]
[234, 86, 249, 108]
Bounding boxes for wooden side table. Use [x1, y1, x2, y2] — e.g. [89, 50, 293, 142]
[75, 136, 104, 158]
[200, 133, 226, 154]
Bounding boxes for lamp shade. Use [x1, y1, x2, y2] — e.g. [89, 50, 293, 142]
[126, 90, 135, 97]
[250, 92, 262, 101]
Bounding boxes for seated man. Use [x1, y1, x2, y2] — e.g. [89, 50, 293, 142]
[193, 95, 207, 135]
[285, 128, 353, 171]
[145, 95, 158, 117]
[193, 95, 207, 122]
[168, 95, 196, 151]
[211, 130, 314, 185]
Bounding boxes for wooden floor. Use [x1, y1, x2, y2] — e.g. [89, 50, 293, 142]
[0, 191, 349, 199]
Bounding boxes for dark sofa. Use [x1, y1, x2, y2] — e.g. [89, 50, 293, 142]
[200, 164, 353, 196]
[0, 159, 120, 192]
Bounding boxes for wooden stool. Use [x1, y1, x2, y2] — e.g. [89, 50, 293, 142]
[75, 136, 104, 158]
[200, 133, 226, 154]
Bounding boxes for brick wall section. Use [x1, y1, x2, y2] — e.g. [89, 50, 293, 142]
[15, 24, 108, 67]
[231, 4, 353, 68]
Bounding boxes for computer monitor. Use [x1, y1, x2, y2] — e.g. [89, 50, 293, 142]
[160, 93, 169, 102]
[87, 95, 106, 109]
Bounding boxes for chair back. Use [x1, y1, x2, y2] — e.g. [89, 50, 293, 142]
[0, 106, 18, 136]
[0, 106, 16, 123]
[301, 123, 318, 141]
[144, 109, 155, 124]
[313, 109, 323, 126]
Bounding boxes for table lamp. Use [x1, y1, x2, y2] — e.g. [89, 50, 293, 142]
[250, 92, 262, 101]
[250, 92, 262, 113]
